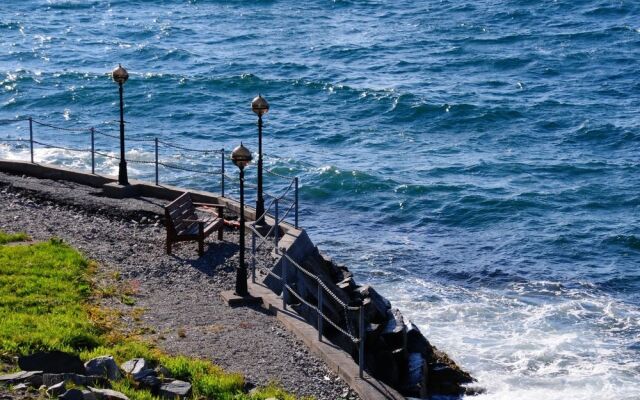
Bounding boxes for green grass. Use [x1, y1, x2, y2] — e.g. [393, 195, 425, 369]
[0, 237, 102, 355]
[0, 231, 29, 244]
[0, 233, 305, 400]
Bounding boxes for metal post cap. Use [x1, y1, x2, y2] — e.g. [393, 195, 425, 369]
[112, 64, 129, 84]
[251, 94, 269, 116]
[231, 142, 253, 169]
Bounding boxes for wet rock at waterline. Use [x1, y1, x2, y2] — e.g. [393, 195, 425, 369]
[262, 239, 475, 397]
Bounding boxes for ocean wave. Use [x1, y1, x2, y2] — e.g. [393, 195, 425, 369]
[602, 235, 640, 252]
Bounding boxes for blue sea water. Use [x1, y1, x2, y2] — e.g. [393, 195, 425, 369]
[1, 1, 639, 398]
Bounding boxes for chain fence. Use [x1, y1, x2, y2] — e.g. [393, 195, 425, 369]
[0, 117, 299, 226]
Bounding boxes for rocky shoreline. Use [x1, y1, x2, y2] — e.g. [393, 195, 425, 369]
[0, 171, 358, 400]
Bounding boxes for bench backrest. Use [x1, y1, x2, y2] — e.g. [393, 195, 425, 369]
[165, 192, 198, 235]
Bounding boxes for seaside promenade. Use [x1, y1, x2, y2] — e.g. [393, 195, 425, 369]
[0, 168, 359, 400]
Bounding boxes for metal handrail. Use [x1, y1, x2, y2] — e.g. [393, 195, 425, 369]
[248, 201, 365, 377]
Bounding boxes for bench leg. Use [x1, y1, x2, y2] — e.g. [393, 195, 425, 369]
[166, 236, 172, 255]
[218, 226, 223, 241]
[198, 238, 204, 256]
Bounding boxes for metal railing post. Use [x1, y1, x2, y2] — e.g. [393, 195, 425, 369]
[154, 138, 159, 185]
[28, 117, 33, 163]
[281, 252, 287, 311]
[251, 228, 256, 283]
[90, 128, 95, 174]
[274, 198, 279, 250]
[294, 177, 299, 228]
[359, 305, 365, 378]
[317, 282, 323, 342]
[221, 148, 225, 197]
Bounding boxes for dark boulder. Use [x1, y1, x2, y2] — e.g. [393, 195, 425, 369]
[18, 351, 85, 374]
[84, 356, 121, 380]
[60, 388, 85, 400]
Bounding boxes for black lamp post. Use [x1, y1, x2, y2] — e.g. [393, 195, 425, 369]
[112, 64, 129, 185]
[231, 143, 253, 297]
[251, 95, 269, 225]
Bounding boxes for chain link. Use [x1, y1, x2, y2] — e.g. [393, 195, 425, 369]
[31, 119, 90, 132]
[265, 168, 295, 180]
[32, 140, 89, 152]
[158, 140, 223, 154]
[0, 118, 30, 124]
[0, 138, 27, 142]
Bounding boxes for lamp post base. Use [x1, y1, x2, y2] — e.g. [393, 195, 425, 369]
[102, 182, 139, 199]
[220, 290, 263, 307]
[118, 160, 129, 186]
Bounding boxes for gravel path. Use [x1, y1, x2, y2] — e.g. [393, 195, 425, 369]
[0, 172, 359, 400]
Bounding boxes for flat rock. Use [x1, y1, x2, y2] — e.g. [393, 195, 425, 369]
[47, 381, 66, 397]
[0, 371, 42, 385]
[132, 369, 156, 382]
[85, 356, 121, 380]
[42, 373, 108, 387]
[82, 389, 97, 400]
[60, 389, 85, 400]
[159, 380, 192, 399]
[88, 387, 129, 400]
[12, 383, 28, 391]
[19, 351, 85, 374]
[120, 358, 147, 376]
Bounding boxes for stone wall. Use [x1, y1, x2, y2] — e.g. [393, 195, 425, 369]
[263, 230, 475, 398]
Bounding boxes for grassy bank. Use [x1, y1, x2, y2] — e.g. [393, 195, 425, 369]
[0, 232, 300, 400]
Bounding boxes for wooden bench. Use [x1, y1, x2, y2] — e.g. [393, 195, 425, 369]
[164, 192, 225, 256]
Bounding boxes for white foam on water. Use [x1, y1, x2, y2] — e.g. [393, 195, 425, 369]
[381, 278, 640, 399]
[0, 144, 155, 178]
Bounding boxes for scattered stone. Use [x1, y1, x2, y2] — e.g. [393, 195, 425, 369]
[120, 359, 147, 376]
[138, 375, 161, 393]
[82, 389, 97, 400]
[85, 356, 121, 381]
[60, 389, 85, 400]
[132, 369, 156, 382]
[19, 351, 85, 374]
[42, 373, 101, 387]
[12, 383, 28, 391]
[159, 380, 192, 399]
[88, 387, 129, 400]
[46, 381, 66, 397]
[0, 371, 42, 385]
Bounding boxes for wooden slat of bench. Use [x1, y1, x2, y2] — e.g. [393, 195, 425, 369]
[169, 201, 194, 218]
[166, 193, 190, 210]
